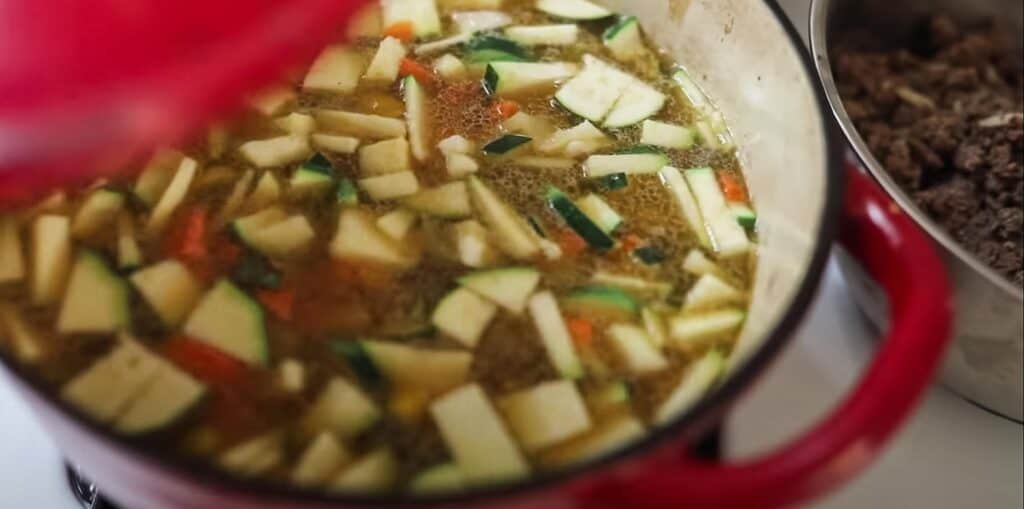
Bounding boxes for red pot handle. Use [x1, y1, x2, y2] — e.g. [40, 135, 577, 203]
[580, 166, 953, 509]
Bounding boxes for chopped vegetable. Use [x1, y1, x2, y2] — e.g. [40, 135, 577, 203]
[535, 0, 612, 20]
[183, 279, 268, 366]
[566, 316, 594, 347]
[431, 287, 498, 347]
[362, 341, 473, 395]
[376, 209, 419, 240]
[446, 153, 480, 177]
[30, 215, 72, 305]
[458, 267, 541, 313]
[681, 274, 743, 314]
[433, 54, 468, 80]
[402, 181, 472, 218]
[146, 157, 198, 234]
[562, 286, 638, 320]
[300, 377, 381, 440]
[603, 16, 646, 61]
[654, 350, 724, 424]
[303, 45, 365, 93]
[641, 307, 668, 349]
[71, 189, 124, 239]
[685, 168, 750, 258]
[430, 384, 531, 484]
[575, 194, 622, 235]
[482, 134, 532, 155]
[359, 137, 412, 176]
[545, 186, 614, 251]
[399, 58, 437, 87]
[505, 24, 579, 46]
[633, 245, 666, 265]
[292, 433, 352, 487]
[330, 209, 421, 270]
[483, 62, 579, 96]
[274, 113, 316, 136]
[383, 21, 415, 42]
[329, 448, 398, 493]
[62, 340, 162, 423]
[466, 35, 530, 63]
[117, 212, 143, 270]
[314, 110, 407, 139]
[583, 151, 668, 178]
[599, 173, 629, 191]
[381, 0, 442, 37]
[277, 358, 306, 393]
[591, 271, 672, 299]
[257, 287, 296, 321]
[467, 176, 541, 260]
[364, 37, 408, 82]
[56, 251, 130, 334]
[313, 134, 361, 154]
[0, 216, 25, 283]
[541, 414, 645, 467]
[668, 309, 745, 347]
[494, 99, 521, 119]
[640, 120, 695, 150]
[359, 171, 421, 201]
[411, 464, 465, 494]
[130, 260, 203, 327]
[438, 135, 475, 155]
[607, 324, 669, 374]
[452, 220, 504, 268]
[238, 136, 312, 168]
[403, 76, 432, 161]
[498, 380, 592, 452]
[528, 291, 583, 379]
[660, 166, 712, 249]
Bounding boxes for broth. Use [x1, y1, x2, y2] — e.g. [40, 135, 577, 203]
[0, 0, 758, 495]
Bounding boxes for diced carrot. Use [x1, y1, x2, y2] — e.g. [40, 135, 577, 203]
[164, 207, 209, 262]
[567, 316, 594, 347]
[493, 99, 520, 120]
[257, 287, 296, 321]
[558, 229, 588, 257]
[718, 172, 748, 203]
[620, 233, 643, 254]
[383, 21, 415, 43]
[399, 58, 436, 86]
[164, 337, 250, 388]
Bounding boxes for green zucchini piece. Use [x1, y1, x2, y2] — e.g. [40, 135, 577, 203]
[431, 287, 498, 348]
[458, 267, 541, 313]
[504, 24, 579, 46]
[361, 341, 473, 395]
[403, 76, 432, 162]
[467, 176, 541, 260]
[56, 251, 130, 334]
[292, 433, 352, 487]
[129, 260, 203, 327]
[482, 134, 533, 155]
[330, 449, 398, 493]
[114, 360, 205, 434]
[681, 273, 744, 313]
[562, 286, 639, 319]
[603, 16, 646, 61]
[607, 324, 669, 375]
[466, 35, 530, 63]
[411, 464, 465, 494]
[336, 178, 360, 206]
[730, 203, 757, 230]
[484, 61, 579, 96]
[545, 187, 614, 251]
[71, 189, 124, 239]
[583, 151, 669, 178]
[528, 291, 584, 379]
[497, 379, 592, 452]
[685, 168, 750, 257]
[659, 166, 712, 249]
[654, 350, 724, 425]
[232, 250, 282, 290]
[332, 340, 384, 388]
[668, 309, 745, 347]
[183, 279, 268, 366]
[633, 245, 666, 265]
[599, 173, 629, 191]
[300, 377, 381, 440]
[575, 194, 622, 235]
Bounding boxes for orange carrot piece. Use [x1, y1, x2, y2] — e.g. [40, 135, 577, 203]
[558, 229, 588, 257]
[257, 288, 296, 321]
[399, 58, 436, 86]
[567, 317, 594, 347]
[494, 99, 520, 120]
[718, 172, 748, 203]
[383, 22, 415, 43]
[620, 233, 643, 253]
[164, 337, 249, 388]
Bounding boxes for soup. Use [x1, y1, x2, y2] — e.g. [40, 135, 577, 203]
[0, 0, 757, 495]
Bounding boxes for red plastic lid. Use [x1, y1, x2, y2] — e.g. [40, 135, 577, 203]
[0, 0, 367, 206]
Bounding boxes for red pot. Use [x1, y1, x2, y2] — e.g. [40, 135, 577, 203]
[0, 1, 953, 508]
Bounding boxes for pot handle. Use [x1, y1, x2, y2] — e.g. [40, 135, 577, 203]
[580, 167, 953, 509]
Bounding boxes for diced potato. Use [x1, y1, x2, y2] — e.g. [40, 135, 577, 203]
[446, 153, 479, 178]
[275, 113, 317, 136]
[452, 220, 503, 268]
[303, 45, 365, 94]
[438, 135, 475, 155]
[359, 138, 412, 176]
[248, 86, 296, 116]
[313, 134, 361, 154]
[364, 37, 407, 83]
[238, 136, 312, 168]
[315, 110, 407, 139]
[434, 54, 468, 80]
[359, 171, 421, 201]
[498, 380, 592, 452]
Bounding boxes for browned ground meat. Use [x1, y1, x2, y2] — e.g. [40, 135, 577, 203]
[835, 15, 1024, 287]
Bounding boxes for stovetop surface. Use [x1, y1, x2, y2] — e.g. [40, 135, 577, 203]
[0, 3, 1021, 507]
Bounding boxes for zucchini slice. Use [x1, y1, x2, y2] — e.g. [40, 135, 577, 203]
[245, 215, 317, 259]
[482, 134, 532, 155]
[451, 10, 513, 34]
[330, 448, 398, 494]
[561, 286, 638, 320]
[497, 380, 592, 452]
[641, 307, 668, 349]
[246, 171, 282, 210]
[401, 181, 472, 219]
[330, 209, 421, 270]
[681, 274, 744, 314]
[641, 120, 695, 150]
[554, 58, 632, 122]
[292, 433, 352, 487]
[336, 178, 360, 206]
[682, 249, 722, 277]
[360, 171, 421, 201]
[591, 271, 673, 299]
[411, 464, 465, 494]
[466, 35, 530, 64]
[659, 166, 712, 249]
[437, 135, 475, 156]
[545, 187, 614, 251]
[314, 110, 407, 139]
[535, 0, 612, 20]
[730, 203, 757, 230]
[116, 212, 143, 270]
[133, 151, 181, 207]
[362, 341, 473, 395]
[61, 340, 162, 423]
[528, 291, 584, 379]
[467, 176, 541, 260]
[403, 76, 432, 162]
[381, 0, 442, 37]
[575, 194, 622, 234]
[541, 414, 645, 468]
[685, 168, 750, 257]
[274, 112, 316, 136]
[654, 350, 724, 425]
[300, 377, 381, 440]
[603, 16, 646, 61]
[364, 36, 408, 83]
[114, 360, 205, 434]
[672, 69, 711, 113]
[232, 207, 289, 246]
[57, 251, 130, 334]
[0, 216, 25, 284]
[359, 137, 412, 176]
[431, 287, 498, 347]
[289, 154, 333, 197]
[183, 280, 268, 366]
[669, 308, 745, 347]
[303, 45, 365, 93]
[536, 120, 609, 156]
[607, 324, 669, 375]
[430, 384, 531, 484]
[484, 62, 579, 96]
[446, 153, 481, 178]
[219, 432, 284, 477]
[130, 260, 203, 327]
[313, 134, 361, 155]
[458, 267, 541, 313]
[71, 189, 124, 239]
[583, 150, 668, 178]
[504, 24, 579, 46]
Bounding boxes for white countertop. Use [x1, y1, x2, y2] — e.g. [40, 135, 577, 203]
[0, 2, 1021, 507]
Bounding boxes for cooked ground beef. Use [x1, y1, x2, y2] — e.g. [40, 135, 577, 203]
[835, 15, 1023, 287]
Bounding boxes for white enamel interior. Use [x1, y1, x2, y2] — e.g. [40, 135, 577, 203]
[602, 0, 832, 370]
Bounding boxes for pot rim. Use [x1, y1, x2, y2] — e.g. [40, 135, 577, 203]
[808, 0, 1024, 302]
[0, 1, 846, 505]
